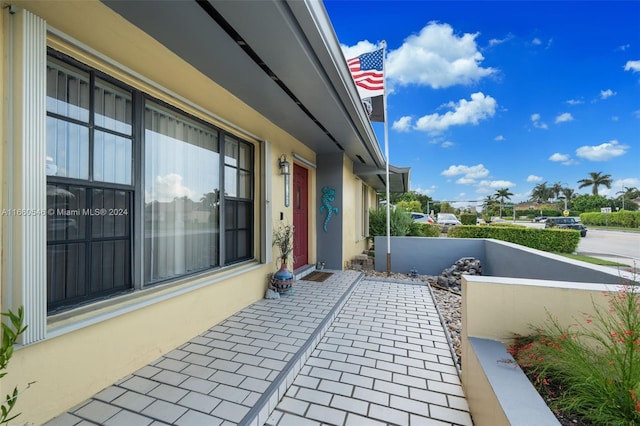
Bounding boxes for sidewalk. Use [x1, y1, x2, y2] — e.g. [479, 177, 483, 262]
[45, 270, 471, 426]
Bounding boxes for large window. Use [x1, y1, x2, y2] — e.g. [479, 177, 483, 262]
[144, 101, 221, 283]
[46, 54, 134, 313]
[46, 50, 254, 313]
[224, 135, 253, 264]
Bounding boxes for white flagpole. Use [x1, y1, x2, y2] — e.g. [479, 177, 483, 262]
[381, 40, 391, 275]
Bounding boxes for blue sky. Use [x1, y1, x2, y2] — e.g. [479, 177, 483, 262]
[324, 1, 640, 207]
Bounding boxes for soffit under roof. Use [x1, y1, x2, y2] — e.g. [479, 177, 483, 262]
[101, 0, 408, 192]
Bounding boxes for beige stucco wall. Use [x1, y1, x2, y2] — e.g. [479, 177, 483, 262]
[0, 1, 339, 423]
[11, 266, 268, 423]
[461, 275, 614, 426]
[341, 156, 370, 267]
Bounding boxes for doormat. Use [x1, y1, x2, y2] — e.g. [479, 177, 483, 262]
[303, 271, 333, 282]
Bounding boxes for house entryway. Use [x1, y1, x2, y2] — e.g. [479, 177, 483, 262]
[293, 164, 308, 269]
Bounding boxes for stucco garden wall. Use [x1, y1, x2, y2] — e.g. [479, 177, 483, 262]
[374, 236, 627, 285]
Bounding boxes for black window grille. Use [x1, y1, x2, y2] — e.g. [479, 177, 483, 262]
[46, 50, 255, 313]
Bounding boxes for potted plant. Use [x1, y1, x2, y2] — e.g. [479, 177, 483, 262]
[271, 222, 294, 294]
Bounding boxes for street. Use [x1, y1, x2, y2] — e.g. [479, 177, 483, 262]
[577, 228, 640, 265]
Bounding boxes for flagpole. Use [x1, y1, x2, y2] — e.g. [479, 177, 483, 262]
[381, 40, 391, 276]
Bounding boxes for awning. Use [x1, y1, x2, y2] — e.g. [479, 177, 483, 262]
[353, 163, 410, 193]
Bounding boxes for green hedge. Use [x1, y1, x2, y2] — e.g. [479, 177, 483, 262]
[409, 222, 441, 237]
[448, 225, 580, 253]
[580, 210, 640, 228]
[487, 222, 524, 228]
[460, 213, 477, 225]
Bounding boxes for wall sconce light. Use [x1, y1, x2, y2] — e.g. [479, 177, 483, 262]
[279, 154, 291, 207]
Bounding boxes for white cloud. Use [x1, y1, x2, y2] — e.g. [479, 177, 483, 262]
[555, 112, 574, 123]
[442, 171, 518, 197]
[531, 113, 548, 129]
[151, 173, 195, 202]
[600, 89, 616, 99]
[451, 200, 471, 209]
[488, 34, 513, 48]
[494, 135, 505, 141]
[392, 116, 412, 132]
[385, 22, 496, 89]
[441, 164, 490, 183]
[548, 153, 578, 165]
[614, 177, 640, 189]
[456, 177, 476, 185]
[599, 187, 613, 197]
[624, 60, 640, 72]
[413, 185, 437, 195]
[549, 153, 570, 162]
[476, 180, 516, 194]
[576, 140, 629, 161]
[566, 99, 584, 105]
[340, 40, 381, 62]
[527, 175, 543, 183]
[617, 44, 630, 52]
[441, 140, 455, 148]
[414, 92, 497, 134]
[532, 38, 542, 45]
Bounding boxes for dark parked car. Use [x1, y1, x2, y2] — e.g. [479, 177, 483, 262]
[545, 217, 587, 237]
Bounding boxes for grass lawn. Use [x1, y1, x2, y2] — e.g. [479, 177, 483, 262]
[556, 252, 629, 267]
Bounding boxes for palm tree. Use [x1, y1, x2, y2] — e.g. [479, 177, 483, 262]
[561, 187, 576, 209]
[551, 182, 564, 200]
[495, 188, 513, 217]
[577, 172, 612, 196]
[616, 186, 639, 210]
[531, 182, 552, 203]
[481, 195, 497, 216]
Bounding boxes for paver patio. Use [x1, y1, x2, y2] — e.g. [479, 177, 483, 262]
[45, 270, 472, 426]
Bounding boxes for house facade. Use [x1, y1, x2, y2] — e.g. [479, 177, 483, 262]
[0, 1, 409, 422]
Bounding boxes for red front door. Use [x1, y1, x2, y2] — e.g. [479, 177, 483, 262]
[293, 164, 308, 269]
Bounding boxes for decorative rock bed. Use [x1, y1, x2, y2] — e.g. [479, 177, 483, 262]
[436, 256, 482, 292]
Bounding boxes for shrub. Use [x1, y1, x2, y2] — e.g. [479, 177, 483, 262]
[409, 222, 440, 237]
[1, 306, 28, 424]
[368, 207, 413, 240]
[509, 280, 640, 425]
[487, 222, 524, 228]
[581, 211, 640, 228]
[448, 225, 580, 253]
[460, 213, 477, 225]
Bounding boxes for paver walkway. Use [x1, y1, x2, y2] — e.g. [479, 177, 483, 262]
[267, 280, 471, 426]
[45, 270, 472, 426]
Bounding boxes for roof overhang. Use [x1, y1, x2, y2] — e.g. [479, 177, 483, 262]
[353, 164, 410, 193]
[101, 0, 409, 192]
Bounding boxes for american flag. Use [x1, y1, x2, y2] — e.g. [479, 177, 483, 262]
[347, 48, 384, 98]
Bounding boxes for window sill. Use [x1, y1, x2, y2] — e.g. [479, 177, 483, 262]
[46, 260, 261, 339]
